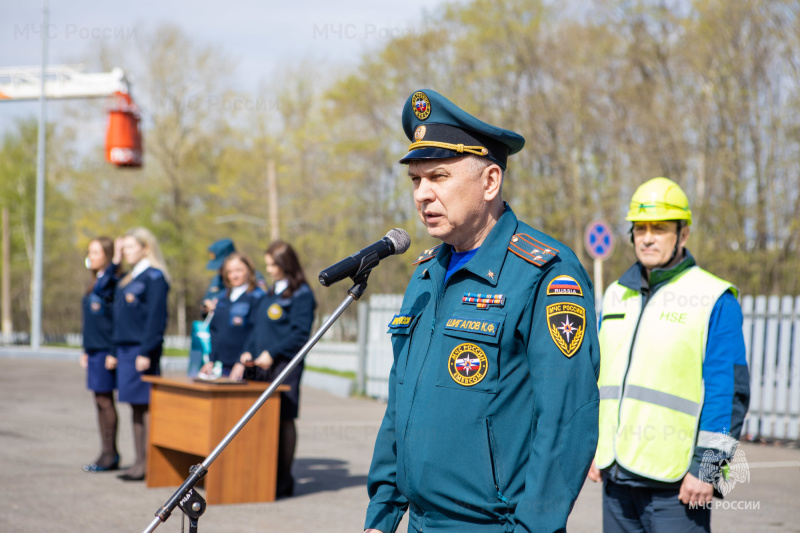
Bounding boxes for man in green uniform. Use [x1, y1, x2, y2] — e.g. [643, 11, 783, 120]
[364, 89, 601, 532]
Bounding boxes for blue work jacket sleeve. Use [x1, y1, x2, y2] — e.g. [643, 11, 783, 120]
[269, 286, 316, 361]
[514, 261, 601, 533]
[690, 290, 750, 478]
[141, 270, 169, 357]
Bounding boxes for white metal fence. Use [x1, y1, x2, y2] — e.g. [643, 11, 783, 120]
[362, 294, 800, 442]
[742, 295, 800, 441]
[364, 294, 404, 400]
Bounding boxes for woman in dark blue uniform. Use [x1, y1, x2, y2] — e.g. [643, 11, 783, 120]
[230, 241, 316, 498]
[199, 252, 264, 377]
[80, 236, 121, 472]
[111, 228, 170, 481]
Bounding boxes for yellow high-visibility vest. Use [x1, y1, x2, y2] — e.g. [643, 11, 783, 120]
[595, 266, 735, 482]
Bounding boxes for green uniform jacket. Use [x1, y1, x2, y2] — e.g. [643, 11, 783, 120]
[365, 206, 600, 533]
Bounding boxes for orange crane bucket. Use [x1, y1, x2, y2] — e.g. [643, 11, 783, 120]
[105, 91, 143, 168]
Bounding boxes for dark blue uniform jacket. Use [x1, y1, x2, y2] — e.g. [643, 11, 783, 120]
[82, 264, 119, 352]
[209, 287, 265, 368]
[112, 267, 170, 358]
[243, 283, 316, 420]
[243, 283, 316, 364]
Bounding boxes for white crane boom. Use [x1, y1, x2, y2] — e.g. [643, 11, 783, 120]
[0, 65, 130, 100]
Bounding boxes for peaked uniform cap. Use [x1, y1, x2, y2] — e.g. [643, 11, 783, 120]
[206, 238, 236, 270]
[400, 89, 525, 170]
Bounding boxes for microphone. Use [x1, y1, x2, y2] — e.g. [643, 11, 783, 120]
[319, 229, 411, 286]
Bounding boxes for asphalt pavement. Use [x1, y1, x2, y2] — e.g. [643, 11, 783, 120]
[0, 351, 798, 532]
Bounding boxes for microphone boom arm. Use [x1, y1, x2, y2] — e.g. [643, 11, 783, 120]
[142, 275, 372, 533]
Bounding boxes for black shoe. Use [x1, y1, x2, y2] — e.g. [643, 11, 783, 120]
[276, 477, 294, 499]
[117, 472, 145, 481]
[83, 455, 120, 473]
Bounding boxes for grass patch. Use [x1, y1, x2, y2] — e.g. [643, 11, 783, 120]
[306, 365, 356, 380]
[43, 342, 188, 357]
[44, 342, 75, 349]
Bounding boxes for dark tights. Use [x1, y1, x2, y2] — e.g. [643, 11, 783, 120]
[93, 392, 118, 467]
[277, 419, 297, 497]
[123, 404, 149, 478]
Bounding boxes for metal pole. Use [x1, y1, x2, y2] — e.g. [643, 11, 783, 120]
[2, 208, 11, 344]
[593, 257, 603, 316]
[356, 300, 368, 395]
[267, 159, 279, 241]
[31, 0, 49, 349]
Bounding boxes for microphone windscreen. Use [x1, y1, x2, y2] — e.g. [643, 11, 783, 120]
[386, 228, 411, 255]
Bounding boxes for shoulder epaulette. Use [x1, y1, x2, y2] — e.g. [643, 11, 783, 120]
[412, 244, 443, 265]
[508, 234, 559, 267]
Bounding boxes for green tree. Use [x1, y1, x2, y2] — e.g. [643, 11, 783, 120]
[0, 118, 84, 337]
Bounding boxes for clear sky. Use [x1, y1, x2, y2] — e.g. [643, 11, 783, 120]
[0, 0, 461, 137]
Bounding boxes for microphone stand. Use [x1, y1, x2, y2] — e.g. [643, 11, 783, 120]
[142, 272, 372, 533]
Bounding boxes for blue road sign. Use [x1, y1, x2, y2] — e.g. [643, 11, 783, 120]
[584, 220, 615, 260]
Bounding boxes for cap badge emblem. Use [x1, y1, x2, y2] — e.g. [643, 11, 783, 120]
[412, 91, 431, 120]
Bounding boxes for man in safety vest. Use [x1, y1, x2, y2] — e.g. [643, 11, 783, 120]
[587, 177, 750, 532]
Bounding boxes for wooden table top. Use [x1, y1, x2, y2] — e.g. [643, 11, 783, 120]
[141, 375, 290, 393]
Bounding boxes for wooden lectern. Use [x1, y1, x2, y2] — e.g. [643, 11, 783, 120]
[142, 376, 288, 505]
